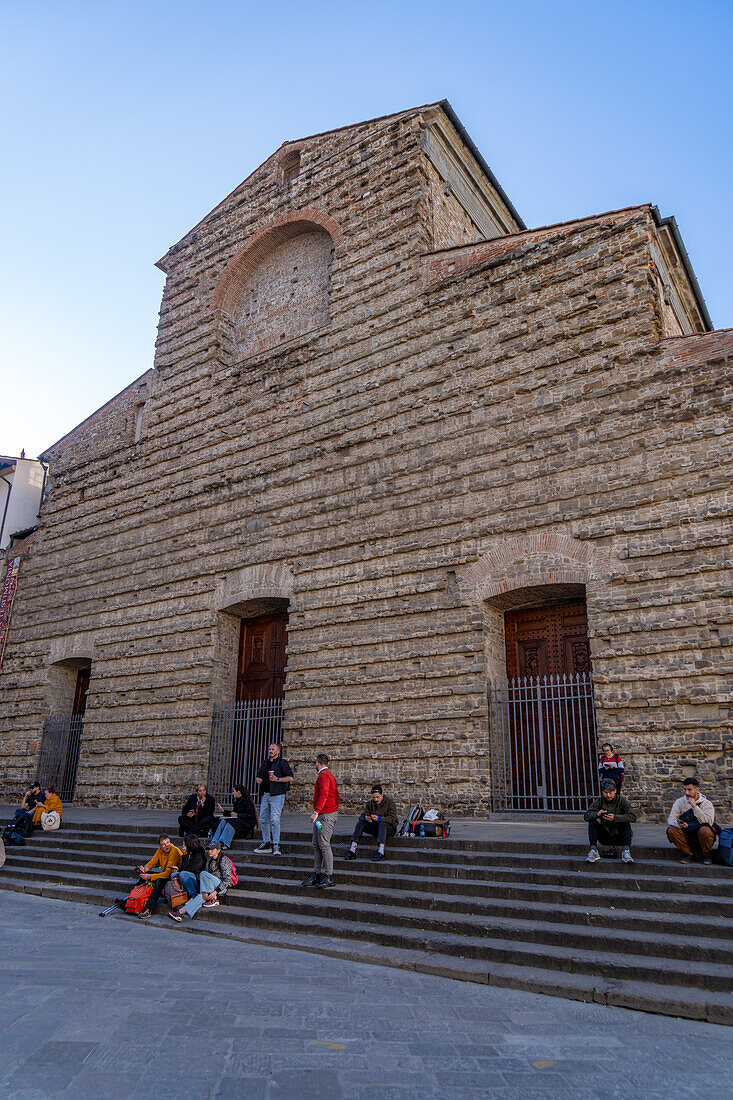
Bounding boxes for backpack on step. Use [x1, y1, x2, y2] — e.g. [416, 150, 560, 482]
[14, 816, 33, 838]
[226, 855, 238, 886]
[397, 805, 424, 837]
[3, 826, 25, 846]
[124, 882, 153, 914]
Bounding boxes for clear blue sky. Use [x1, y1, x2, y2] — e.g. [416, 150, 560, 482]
[2, 0, 731, 458]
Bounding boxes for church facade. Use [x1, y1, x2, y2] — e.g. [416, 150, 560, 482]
[1, 101, 730, 818]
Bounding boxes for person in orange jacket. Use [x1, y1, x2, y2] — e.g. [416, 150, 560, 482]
[31, 787, 63, 827]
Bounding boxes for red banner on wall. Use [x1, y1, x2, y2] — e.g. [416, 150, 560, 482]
[0, 556, 20, 669]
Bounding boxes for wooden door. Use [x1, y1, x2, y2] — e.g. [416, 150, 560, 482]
[505, 603, 591, 679]
[72, 667, 90, 716]
[236, 613, 288, 702]
[502, 602, 595, 811]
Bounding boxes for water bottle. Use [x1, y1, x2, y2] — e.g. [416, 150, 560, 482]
[314, 818, 323, 831]
[419, 822, 425, 838]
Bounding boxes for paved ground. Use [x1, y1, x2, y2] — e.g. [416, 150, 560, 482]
[1, 893, 732, 1099]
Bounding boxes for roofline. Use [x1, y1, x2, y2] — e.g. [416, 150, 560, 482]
[436, 100, 526, 231]
[651, 206, 713, 331]
[157, 102, 441, 271]
[40, 369, 153, 458]
[279, 101, 443, 148]
[424, 203, 652, 258]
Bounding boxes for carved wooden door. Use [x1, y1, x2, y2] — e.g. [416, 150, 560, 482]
[502, 603, 595, 811]
[236, 614, 288, 702]
[505, 603, 591, 679]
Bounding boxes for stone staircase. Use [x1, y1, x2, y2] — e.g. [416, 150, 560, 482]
[2, 821, 732, 1024]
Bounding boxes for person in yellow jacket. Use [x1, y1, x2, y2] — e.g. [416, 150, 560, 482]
[31, 787, 63, 827]
[137, 834, 182, 918]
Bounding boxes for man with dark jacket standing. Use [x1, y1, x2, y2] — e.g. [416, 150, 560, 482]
[253, 743, 294, 855]
[584, 780, 637, 864]
[345, 784, 398, 862]
[302, 754, 340, 889]
[177, 784, 217, 838]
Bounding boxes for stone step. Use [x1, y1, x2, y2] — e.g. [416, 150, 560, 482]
[7, 847, 733, 929]
[13, 820, 704, 862]
[14, 829, 730, 884]
[3, 871, 733, 1021]
[1, 873, 730, 1025]
[4, 857, 733, 973]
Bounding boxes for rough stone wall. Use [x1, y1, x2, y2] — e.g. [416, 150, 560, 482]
[423, 158, 481, 249]
[0, 106, 730, 821]
[234, 229, 333, 359]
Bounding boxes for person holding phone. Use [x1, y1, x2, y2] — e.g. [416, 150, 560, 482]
[253, 743, 293, 855]
[583, 780, 637, 864]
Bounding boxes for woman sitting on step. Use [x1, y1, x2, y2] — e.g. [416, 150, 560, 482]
[209, 784, 257, 849]
[31, 787, 63, 830]
[168, 840, 233, 923]
[164, 834, 206, 906]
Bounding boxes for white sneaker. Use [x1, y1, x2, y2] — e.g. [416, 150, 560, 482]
[622, 847, 634, 863]
[272, 846, 281, 855]
[587, 847, 601, 863]
[253, 843, 272, 854]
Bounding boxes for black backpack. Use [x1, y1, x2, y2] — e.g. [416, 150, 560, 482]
[3, 825, 25, 846]
[397, 805, 424, 837]
[15, 816, 33, 838]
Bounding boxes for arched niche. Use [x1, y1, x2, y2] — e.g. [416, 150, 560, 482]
[211, 209, 342, 360]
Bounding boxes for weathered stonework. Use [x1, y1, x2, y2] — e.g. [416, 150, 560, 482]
[0, 100, 729, 819]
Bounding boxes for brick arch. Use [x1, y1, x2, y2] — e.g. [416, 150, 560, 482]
[211, 208, 344, 317]
[463, 532, 610, 607]
[214, 562, 294, 618]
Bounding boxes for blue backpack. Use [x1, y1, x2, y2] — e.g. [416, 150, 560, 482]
[2, 825, 25, 846]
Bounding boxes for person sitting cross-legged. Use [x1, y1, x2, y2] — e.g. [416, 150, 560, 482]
[584, 780, 637, 864]
[345, 784, 398, 862]
[164, 834, 206, 907]
[137, 834, 182, 918]
[177, 784, 217, 838]
[667, 777, 716, 865]
[168, 840, 233, 922]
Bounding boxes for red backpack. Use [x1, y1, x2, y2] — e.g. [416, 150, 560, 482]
[125, 882, 153, 914]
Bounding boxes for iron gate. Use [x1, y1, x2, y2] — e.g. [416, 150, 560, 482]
[488, 673, 598, 813]
[208, 698, 284, 805]
[37, 715, 84, 802]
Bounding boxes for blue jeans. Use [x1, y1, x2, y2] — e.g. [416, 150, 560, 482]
[173, 870, 200, 898]
[183, 870, 221, 918]
[209, 820, 235, 849]
[259, 793, 285, 847]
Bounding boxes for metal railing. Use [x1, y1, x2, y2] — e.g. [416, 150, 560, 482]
[488, 673, 598, 813]
[37, 715, 84, 802]
[208, 698, 284, 805]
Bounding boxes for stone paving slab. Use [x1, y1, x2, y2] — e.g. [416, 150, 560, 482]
[1, 891, 732, 1098]
[0, 804, 666, 845]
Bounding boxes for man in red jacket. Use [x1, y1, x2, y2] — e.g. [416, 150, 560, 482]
[303, 753, 340, 889]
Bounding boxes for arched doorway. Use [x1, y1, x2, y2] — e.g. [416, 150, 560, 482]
[488, 592, 599, 813]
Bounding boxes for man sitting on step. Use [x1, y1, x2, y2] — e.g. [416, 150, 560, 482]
[345, 784, 399, 863]
[584, 780, 637, 864]
[137, 834, 182, 918]
[177, 784, 217, 838]
[667, 777, 716, 865]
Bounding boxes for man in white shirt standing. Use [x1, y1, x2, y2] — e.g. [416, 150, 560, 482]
[667, 777, 716, 865]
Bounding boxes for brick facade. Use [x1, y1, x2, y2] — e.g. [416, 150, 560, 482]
[0, 101, 729, 819]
